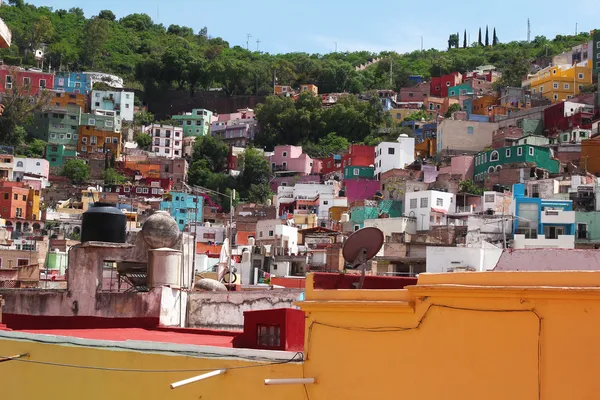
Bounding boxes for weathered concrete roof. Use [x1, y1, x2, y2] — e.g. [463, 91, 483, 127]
[494, 249, 600, 271]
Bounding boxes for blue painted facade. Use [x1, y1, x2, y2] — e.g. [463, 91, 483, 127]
[408, 75, 424, 84]
[54, 72, 93, 94]
[160, 191, 204, 231]
[401, 121, 437, 143]
[512, 184, 575, 236]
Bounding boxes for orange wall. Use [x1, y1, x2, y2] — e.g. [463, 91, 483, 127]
[51, 92, 87, 111]
[78, 126, 122, 158]
[472, 95, 498, 115]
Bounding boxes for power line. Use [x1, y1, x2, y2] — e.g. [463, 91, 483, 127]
[0, 351, 303, 373]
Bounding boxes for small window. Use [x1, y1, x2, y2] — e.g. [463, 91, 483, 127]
[436, 198, 443, 207]
[517, 147, 523, 156]
[88, 118, 96, 126]
[420, 197, 428, 208]
[388, 147, 395, 155]
[282, 151, 287, 157]
[323, 200, 329, 205]
[564, 83, 570, 89]
[578, 73, 584, 79]
[353, 168, 359, 176]
[257, 325, 281, 347]
[410, 198, 417, 209]
[553, 94, 559, 100]
[490, 151, 499, 161]
[506, 148, 511, 158]
[39, 79, 46, 88]
[268, 230, 274, 237]
[529, 147, 534, 156]
[23, 77, 31, 86]
[553, 83, 558, 89]
[467, 126, 474, 135]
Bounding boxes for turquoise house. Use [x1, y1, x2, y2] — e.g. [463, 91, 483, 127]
[474, 145, 560, 182]
[343, 166, 375, 180]
[45, 144, 77, 168]
[172, 109, 214, 137]
[448, 83, 473, 97]
[575, 212, 600, 242]
[160, 191, 204, 231]
[349, 200, 402, 230]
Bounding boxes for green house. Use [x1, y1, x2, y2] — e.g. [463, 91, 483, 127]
[172, 109, 213, 137]
[45, 144, 77, 168]
[349, 200, 402, 229]
[29, 105, 82, 146]
[448, 83, 473, 97]
[344, 166, 375, 180]
[473, 145, 560, 182]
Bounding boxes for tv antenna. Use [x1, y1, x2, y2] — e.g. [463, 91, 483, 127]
[527, 18, 531, 42]
[342, 227, 384, 289]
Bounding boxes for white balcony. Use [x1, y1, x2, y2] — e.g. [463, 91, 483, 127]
[540, 210, 575, 225]
[0, 17, 12, 48]
[513, 234, 575, 249]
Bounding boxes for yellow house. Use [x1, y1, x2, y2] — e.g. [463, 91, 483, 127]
[523, 60, 592, 102]
[8, 271, 600, 399]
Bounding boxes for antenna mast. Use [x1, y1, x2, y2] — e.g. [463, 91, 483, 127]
[527, 18, 531, 42]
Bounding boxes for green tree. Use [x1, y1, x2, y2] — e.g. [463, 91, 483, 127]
[192, 135, 228, 173]
[237, 147, 271, 192]
[485, 26, 489, 47]
[82, 17, 110, 68]
[444, 103, 462, 118]
[61, 159, 89, 184]
[133, 111, 155, 127]
[403, 110, 430, 122]
[463, 30, 467, 48]
[448, 34, 459, 51]
[493, 28, 498, 46]
[17, 138, 46, 157]
[302, 132, 350, 158]
[247, 183, 272, 204]
[98, 10, 116, 21]
[135, 133, 152, 150]
[459, 180, 483, 195]
[478, 28, 483, 46]
[103, 168, 127, 184]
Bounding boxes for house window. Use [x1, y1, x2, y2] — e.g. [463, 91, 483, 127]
[388, 147, 395, 155]
[540, 86, 543, 92]
[88, 118, 95, 126]
[106, 121, 114, 128]
[39, 79, 46, 88]
[353, 168, 359, 176]
[268, 230, 274, 237]
[517, 147, 523, 156]
[5, 75, 12, 89]
[578, 73, 584, 79]
[23, 77, 30, 86]
[564, 83, 570, 89]
[136, 187, 143, 193]
[323, 200, 329, 205]
[410, 198, 417, 209]
[467, 126, 474, 134]
[490, 151, 499, 161]
[577, 223, 588, 239]
[420, 197, 428, 208]
[82, 137, 88, 144]
[435, 86, 440, 91]
[282, 151, 287, 157]
[124, 187, 130, 193]
[106, 137, 111, 143]
[257, 325, 281, 347]
[553, 94, 559, 100]
[488, 166, 495, 173]
[81, 145, 87, 152]
[553, 83, 558, 89]
[484, 194, 495, 203]
[529, 147, 534, 156]
[436, 198, 443, 207]
[143, 188, 149, 194]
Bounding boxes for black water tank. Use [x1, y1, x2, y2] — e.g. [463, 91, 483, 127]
[81, 202, 127, 243]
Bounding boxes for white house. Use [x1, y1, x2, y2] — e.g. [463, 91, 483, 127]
[12, 157, 49, 188]
[404, 190, 455, 231]
[426, 242, 503, 273]
[91, 90, 135, 121]
[194, 224, 226, 244]
[374, 134, 415, 179]
[255, 219, 298, 255]
[276, 181, 343, 218]
[144, 124, 184, 159]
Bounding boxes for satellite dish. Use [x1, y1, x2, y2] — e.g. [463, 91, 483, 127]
[342, 227, 384, 289]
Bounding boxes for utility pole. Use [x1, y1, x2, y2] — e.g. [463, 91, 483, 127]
[246, 33, 252, 50]
[527, 18, 531, 42]
[421, 36, 423, 51]
[256, 39, 261, 52]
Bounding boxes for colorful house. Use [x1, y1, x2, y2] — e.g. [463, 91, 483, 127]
[473, 145, 560, 182]
[160, 191, 204, 231]
[268, 145, 317, 175]
[29, 105, 82, 145]
[348, 199, 402, 230]
[173, 109, 214, 137]
[90, 90, 135, 121]
[430, 72, 462, 97]
[343, 166, 375, 180]
[0, 66, 53, 95]
[448, 83, 473, 97]
[45, 144, 77, 168]
[522, 60, 592, 102]
[472, 95, 499, 116]
[78, 126, 122, 158]
[299, 84, 318, 95]
[50, 91, 88, 110]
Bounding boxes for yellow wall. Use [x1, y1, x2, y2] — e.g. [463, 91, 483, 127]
[26, 188, 41, 220]
[527, 60, 592, 102]
[388, 108, 419, 123]
[0, 335, 304, 400]
[7, 271, 600, 399]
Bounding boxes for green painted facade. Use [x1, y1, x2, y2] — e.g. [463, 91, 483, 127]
[473, 145, 560, 182]
[81, 112, 121, 133]
[344, 166, 375, 180]
[46, 251, 68, 274]
[448, 83, 473, 97]
[575, 211, 600, 242]
[29, 105, 82, 146]
[516, 118, 543, 136]
[45, 144, 77, 168]
[349, 200, 402, 228]
[173, 109, 213, 137]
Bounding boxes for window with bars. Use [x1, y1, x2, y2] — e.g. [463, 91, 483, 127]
[257, 325, 281, 347]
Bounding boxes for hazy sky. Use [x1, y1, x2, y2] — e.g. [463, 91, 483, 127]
[29, 0, 600, 54]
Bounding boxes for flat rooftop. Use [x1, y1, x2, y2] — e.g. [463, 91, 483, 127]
[16, 327, 237, 348]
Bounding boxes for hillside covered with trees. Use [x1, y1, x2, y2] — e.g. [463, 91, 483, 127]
[0, 1, 593, 98]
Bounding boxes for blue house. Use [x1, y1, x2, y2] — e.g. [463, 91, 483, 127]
[160, 191, 204, 231]
[54, 72, 93, 94]
[512, 184, 575, 245]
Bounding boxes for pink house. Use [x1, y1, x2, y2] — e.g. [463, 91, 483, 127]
[268, 145, 315, 175]
[344, 180, 381, 203]
[439, 155, 474, 180]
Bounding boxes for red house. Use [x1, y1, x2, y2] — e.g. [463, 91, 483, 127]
[544, 101, 595, 135]
[105, 177, 173, 198]
[0, 67, 54, 95]
[430, 72, 462, 98]
[341, 144, 375, 168]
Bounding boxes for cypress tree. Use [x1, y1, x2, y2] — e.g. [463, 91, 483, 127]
[493, 28, 498, 45]
[463, 30, 467, 48]
[485, 25, 489, 46]
[478, 28, 482, 46]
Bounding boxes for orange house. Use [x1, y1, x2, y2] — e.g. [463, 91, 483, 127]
[299, 84, 318, 95]
[424, 96, 459, 116]
[51, 91, 87, 111]
[472, 95, 499, 116]
[78, 126, 122, 158]
[581, 137, 600, 175]
[415, 138, 437, 158]
[274, 85, 294, 96]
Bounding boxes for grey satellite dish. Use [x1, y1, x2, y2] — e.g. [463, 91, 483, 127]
[342, 227, 384, 289]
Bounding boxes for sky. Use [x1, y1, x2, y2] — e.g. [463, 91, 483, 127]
[28, 0, 600, 55]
